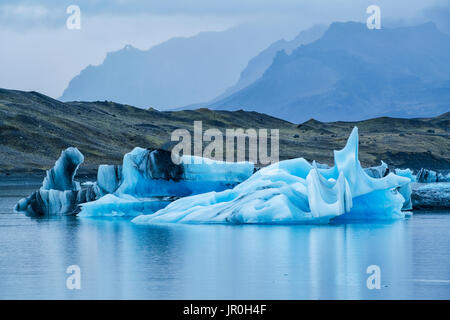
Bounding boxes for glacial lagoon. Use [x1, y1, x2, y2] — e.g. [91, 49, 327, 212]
[0, 180, 449, 299]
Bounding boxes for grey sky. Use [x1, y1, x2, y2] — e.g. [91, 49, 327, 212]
[0, 0, 447, 98]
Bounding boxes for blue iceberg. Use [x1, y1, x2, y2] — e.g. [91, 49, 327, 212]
[132, 127, 411, 225]
[79, 148, 254, 217]
[415, 168, 450, 183]
[15, 146, 254, 217]
[15, 147, 85, 215]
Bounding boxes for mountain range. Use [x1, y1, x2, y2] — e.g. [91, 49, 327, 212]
[60, 21, 450, 122]
[208, 22, 450, 122]
[207, 24, 328, 104]
[60, 23, 297, 109]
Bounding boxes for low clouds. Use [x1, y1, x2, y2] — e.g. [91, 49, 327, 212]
[1, 0, 443, 29]
[0, 0, 447, 98]
[0, 13, 236, 97]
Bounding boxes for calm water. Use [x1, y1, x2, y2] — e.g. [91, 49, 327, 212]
[0, 180, 449, 299]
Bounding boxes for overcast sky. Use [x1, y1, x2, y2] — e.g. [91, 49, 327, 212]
[0, 0, 447, 98]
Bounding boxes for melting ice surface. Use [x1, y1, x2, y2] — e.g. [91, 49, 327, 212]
[132, 127, 411, 225]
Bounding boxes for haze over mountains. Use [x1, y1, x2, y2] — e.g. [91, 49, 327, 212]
[209, 22, 450, 122]
[60, 23, 298, 109]
[60, 21, 450, 122]
[208, 25, 328, 104]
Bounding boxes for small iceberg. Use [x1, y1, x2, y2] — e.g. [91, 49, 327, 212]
[15, 147, 85, 216]
[415, 168, 450, 183]
[132, 127, 411, 225]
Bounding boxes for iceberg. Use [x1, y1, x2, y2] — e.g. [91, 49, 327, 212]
[132, 127, 411, 225]
[414, 168, 450, 183]
[78, 148, 254, 217]
[416, 168, 438, 183]
[15, 147, 87, 216]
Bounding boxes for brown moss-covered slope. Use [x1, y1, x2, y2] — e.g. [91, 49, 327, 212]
[0, 88, 448, 174]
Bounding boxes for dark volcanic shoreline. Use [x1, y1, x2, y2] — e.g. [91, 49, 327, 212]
[0, 88, 449, 173]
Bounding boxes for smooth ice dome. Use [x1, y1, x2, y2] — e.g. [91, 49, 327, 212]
[132, 127, 412, 225]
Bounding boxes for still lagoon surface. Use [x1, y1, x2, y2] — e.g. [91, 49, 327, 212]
[0, 179, 449, 299]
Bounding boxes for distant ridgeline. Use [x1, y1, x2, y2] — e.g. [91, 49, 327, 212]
[60, 23, 304, 109]
[60, 22, 449, 123]
[206, 22, 450, 122]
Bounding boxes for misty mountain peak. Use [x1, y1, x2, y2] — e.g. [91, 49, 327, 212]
[208, 22, 450, 122]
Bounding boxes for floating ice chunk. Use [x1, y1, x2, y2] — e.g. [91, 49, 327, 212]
[133, 127, 411, 225]
[416, 168, 438, 183]
[413, 168, 450, 183]
[15, 147, 87, 216]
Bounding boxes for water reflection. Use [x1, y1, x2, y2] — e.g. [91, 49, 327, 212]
[0, 211, 449, 299]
